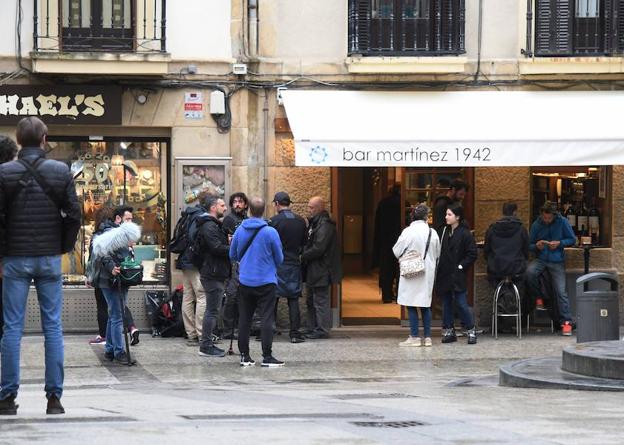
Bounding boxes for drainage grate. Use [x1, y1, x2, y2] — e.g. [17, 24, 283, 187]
[333, 393, 418, 400]
[181, 413, 378, 421]
[352, 420, 427, 429]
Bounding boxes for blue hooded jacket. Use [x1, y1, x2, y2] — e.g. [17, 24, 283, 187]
[230, 217, 284, 287]
[529, 214, 576, 263]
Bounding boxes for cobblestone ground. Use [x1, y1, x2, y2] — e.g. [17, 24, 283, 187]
[0, 328, 622, 444]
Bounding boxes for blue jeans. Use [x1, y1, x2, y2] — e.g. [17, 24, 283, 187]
[442, 291, 474, 330]
[407, 306, 431, 338]
[527, 259, 572, 323]
[1, 256, 64, 400]
[101, 286, 129, 357]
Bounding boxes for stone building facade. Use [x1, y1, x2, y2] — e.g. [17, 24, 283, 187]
[0, 0, 623, 329]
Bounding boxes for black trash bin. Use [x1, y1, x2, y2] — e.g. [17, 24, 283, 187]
[575, 273, 620, 343]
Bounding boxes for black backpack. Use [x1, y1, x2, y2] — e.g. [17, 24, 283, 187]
[187, 215, 210, 269]
[169, 207, 203, 254]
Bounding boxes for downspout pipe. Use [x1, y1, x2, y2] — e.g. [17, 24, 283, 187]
[249, 0, 258, 59]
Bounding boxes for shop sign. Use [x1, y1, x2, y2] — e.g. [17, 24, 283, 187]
[184, 92, 203, 120]
[295, 140, 624, 167]
[0, 85, 121, 125]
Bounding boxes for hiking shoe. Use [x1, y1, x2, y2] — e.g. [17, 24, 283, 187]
[186, 337, 199, 347]
[198, 345, 226, 357]
[467, 328, 478, 345]
[441, 329, 457, 344]
[130, 329, 140, 346]
[240, 353, 256, 367]
[423, 337, 433, 347]
[46, 395, 65, 415]
[305, 331, 329, 340]
[89, 335, 106, 345]
[399, 336, 422, 347]
[0, 395, 18, 415]
[104, 351, 114, 361]
[261, 356, 285, 368]
[114, 352, 136, 365]
[535, 298, 545, 310]
[561, 321, 573, 336]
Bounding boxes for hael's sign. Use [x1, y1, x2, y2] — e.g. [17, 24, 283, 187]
[0, 85, 122, 125]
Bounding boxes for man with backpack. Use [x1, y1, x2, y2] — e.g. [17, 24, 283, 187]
[0, 117, 81, 415]
[172, 202, 209, 346]
[197, 195, 231, 358]
[230, 197, 284, 367]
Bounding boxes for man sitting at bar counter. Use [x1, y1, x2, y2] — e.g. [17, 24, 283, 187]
[526, 201, 576, 336]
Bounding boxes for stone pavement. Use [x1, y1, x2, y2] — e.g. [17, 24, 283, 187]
[1, 328, 623, 444]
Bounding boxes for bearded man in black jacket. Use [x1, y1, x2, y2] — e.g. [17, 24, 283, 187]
[0, 117, 80, 416]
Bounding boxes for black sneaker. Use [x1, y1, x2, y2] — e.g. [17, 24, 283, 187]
[305, 331, 329, 340]
[0, 395, 18, 415]
[114, 352, 136, 365]
[46, 395, 65, 415]
[441, 328, 457, 344]
[198, 345, 226, 357]
[130, 329, 140, 346]
[261, 356, 285, 368]
[104, 351, 114, 361]
[290, 336, 305, 344]
[467, 328, 478, 345]
[240, 353, 256, 367]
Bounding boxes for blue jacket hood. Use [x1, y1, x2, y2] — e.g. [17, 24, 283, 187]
[240, 217, 268, 230]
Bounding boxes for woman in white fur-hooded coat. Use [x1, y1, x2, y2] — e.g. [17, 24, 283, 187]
[91, 221, 141, 362]
[392, 204, 440, 346]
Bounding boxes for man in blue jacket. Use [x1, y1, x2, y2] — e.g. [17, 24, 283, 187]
[230, 197, 284, 367]
[527, 201, 576, 336]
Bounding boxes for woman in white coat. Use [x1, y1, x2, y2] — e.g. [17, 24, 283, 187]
[392, 204, 441, 347]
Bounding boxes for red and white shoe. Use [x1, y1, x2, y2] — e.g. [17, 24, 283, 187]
[89, 335, 106, 345]
[561, 321, 573, 336]
[535, 298, 545, 310]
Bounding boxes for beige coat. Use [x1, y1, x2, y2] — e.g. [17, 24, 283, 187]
[392, 220, 441, 308]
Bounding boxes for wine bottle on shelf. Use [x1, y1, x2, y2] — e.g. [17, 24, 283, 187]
[589, 198, 600, 246]
[565, 203, 577, 235]
[577, 202, 589, 243]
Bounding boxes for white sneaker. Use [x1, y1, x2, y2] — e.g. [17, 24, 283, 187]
[423, 337, 432, 347]
[399, 336, 422, 347]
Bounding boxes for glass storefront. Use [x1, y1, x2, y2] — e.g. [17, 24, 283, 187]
[46, 136, 169, 285]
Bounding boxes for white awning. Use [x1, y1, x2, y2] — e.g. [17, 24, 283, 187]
[282, 89, 624, 167]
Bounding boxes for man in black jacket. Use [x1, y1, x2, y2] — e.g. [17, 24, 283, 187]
[0, 117, 80, 415]
[270, 192, 307, 343]
[302, 196, 341, 339]
[198, 195, 231, 358]
[221, 192, 248, 337]
[484, 202, 529, 283]
[0, 135, 17, 346]
[372, 184, 401, 303]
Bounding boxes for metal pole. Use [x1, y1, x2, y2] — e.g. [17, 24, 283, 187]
[524, 0, 533, 57]
[161, 0, 166, 52]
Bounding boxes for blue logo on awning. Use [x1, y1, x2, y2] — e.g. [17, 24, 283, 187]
[309, 145, 328, 164]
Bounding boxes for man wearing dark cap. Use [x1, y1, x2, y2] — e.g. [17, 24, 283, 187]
[269, 192, 308, 343]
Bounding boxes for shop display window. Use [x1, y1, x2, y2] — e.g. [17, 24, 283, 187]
[404, 168, 465, 224]
[46, 137, 168, 285]
[531, 166, 611, 247]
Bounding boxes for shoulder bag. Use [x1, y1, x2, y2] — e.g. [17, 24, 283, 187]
[399, 228, 432, 278]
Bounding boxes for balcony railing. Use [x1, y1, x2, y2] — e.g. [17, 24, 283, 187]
[348, 0, 465, 56]
[525, 0, 624, 57]
[34, 0, 166, 53]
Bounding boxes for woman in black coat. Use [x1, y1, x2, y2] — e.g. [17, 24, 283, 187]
[435, 203, 478, 345]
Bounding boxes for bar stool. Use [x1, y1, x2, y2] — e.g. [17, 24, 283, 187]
[526, 306, 554, 334]
[491, 276, 522, 339]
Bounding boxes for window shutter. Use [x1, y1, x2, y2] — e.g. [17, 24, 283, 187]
[535, 0, 573, 56]
[604, 0, 624, 54]
[349, 0, 371, 54]
[432, 0, 464, 54]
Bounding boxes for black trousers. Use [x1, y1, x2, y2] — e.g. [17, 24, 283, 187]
[222, 263, 240, 331]
[238, 283, 277, 358]
[275, 297, 302, 338]
[94, 287, 135, 338]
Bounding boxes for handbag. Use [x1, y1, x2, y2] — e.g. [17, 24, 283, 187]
[118, 255, 144, 287]
[399, 228, 432, 278]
